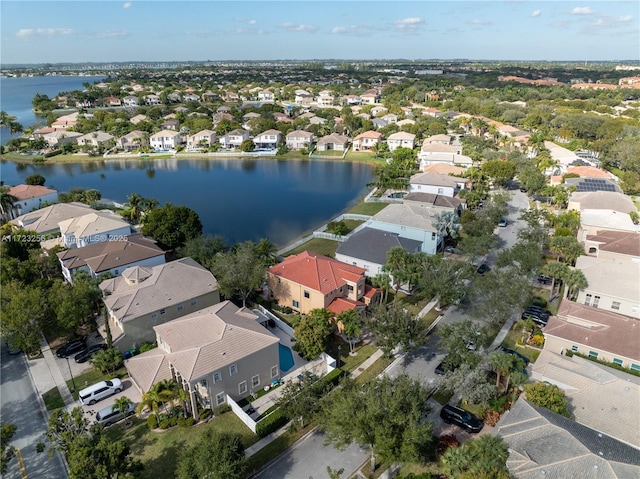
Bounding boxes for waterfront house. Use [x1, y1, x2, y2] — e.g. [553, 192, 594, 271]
[100, 257, 221, 351]
[42, 130, 82, 148]
[160, 119, 180, 131]
[149, 130, 182, 151]
[285, 130, 314, 150]
[11, 202, 94, 235]
[408, 172, 465, 197]
[187, 130, 218, 151]
[125, 300, 279, 419]
[220, 129, 250, 150]
[316, 134, 349, 152]
[6, 185, 59, 218]
[123, 96, 139, 107]
[253, 129, 282, 150]
[77, 131, 115, 148]
[352, 131, 382, 152]
[58, 234, 165, 283]
[104, 96, 122, 107]
[59, 210, 131, 249]
[118, 130, 147, 152]
[386, 131, 416, 152]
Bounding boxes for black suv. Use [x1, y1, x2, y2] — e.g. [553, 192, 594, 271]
[56, 339, 87, 358]
[440, 404, 484, 433]
[74, 343, 107, 363]
[537, 274, 553, 285]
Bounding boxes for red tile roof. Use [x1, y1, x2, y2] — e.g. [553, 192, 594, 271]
[326, 297, 364, 315]
[268, 251, 365, 294]
[363, 284, 379, 299]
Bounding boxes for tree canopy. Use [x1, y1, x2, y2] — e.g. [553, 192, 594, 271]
[140, 203, 203, 250]
[440, 434, 510, 479]
[211, 241, 266, 306]
[524, 382, 571, 417]
[176, 429, 245, 479]
[293, 308, 333, 360]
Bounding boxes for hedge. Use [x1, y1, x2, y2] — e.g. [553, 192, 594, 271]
[255, 409, 289, 437]
[44, 149, 62, 158]
[147, 414, 158, 429]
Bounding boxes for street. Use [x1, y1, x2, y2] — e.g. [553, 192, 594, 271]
[0, 344, 67, 479]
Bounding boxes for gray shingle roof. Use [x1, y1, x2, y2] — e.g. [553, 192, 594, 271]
[336, 227, 422, 264]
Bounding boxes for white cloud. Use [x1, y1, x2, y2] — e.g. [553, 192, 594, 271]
[393, 17, 425, 31]
[16, 28, 73, 38]
[571, 7, 594, 15]
[583, 14, 634, 32]
[331, 24, 377, 36]
[122, 2, 131, 8]
[467, 19, 492, 26]
[96, 30, 128, 38]
[248, 20, 256, 25]
[279, 22, 317, 33]
[531, 10, 541, 17]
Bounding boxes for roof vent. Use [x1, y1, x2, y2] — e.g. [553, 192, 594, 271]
[221, 352, 225, 355]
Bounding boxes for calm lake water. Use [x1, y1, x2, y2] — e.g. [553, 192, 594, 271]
[0, 75, 106, 145]
[1, 158, 375, 247]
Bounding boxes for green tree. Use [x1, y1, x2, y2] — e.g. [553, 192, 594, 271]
[440, 435, 509, 479]
[113, 396, 134, 417]
[91, 348, 123, 374]
[524, 382, 571, 417]
[66, 431, 140, 479]
[371, 272, 392, 304]
[211, 241, 266, 306]
[550, 235, 584, 265]
[563, 268, 588, 300]
[417, 255, 474, 308]
[240, 139, 255, 152]
[293, 308, 333, 360]
[141, 203, 203, 250]
[0, 186, 18, 220]
[0, 281, 49, 354]
[441, 363, 496, 406]
[25, 174, 46, 186]
[124, 192, 144, 223]
[275, 375, 324, 429]
[46, 407, 90, 453]
[176, 429, 245, 479]
[367, 305, 427, 357]
[540, 261, 569, 295]
[487, 350, 521, 392]
[254, 237, 278, 267]
[518, 164, 546, 194]
[176, 234, 227, 268]
[481, 159, 516, 186]
[382, 247, 411, 299]
[469, 268, 531, 328]
[433, 211, 460, 253]
[1, 423, 16, 474]
[438, 319, 484, 369]
[337, 309, 361, 354]
[321, 374, 433, 472]
[496, 240, 544, 276]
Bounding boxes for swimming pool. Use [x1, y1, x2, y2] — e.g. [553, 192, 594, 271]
[279, 343, 295, 373]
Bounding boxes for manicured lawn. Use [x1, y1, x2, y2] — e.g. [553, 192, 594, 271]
[106, 411, 258, 479]
[344, 151, 385, 164]
[432, 388, 454, 406]
[354, 356, 392, 385]
[390, 291, 435, 318]
[283, 238, 340, 257]
[500, 323, 541, 364]
[67, 366, 128, 400]
[341, 219, 363, 233]
[347, 201, 388, 216]
[42, 387, 65, 411]
[459, 402, 485, 419]
[325, 337, 377, 374]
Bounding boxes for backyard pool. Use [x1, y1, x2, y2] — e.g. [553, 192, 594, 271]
[279, 343, 295, 372]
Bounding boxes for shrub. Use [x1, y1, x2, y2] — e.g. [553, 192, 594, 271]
[158, 419, 170, 429]
[256, 409, 288, 437]
[436, 434, 459, 456]
[198, 408, 213, 421]
[147, 414, 158, 429]
[214, 404, 232, 415]
[529, 334, 545, 348]
[484, 410, 502, 426]
[44, 149, 62, 158]
[139, 342, 157, 353]
[168, 416, 178, 427]
[177, 417, 196, 428]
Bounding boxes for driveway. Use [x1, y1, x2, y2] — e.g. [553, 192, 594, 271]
[253, 429, 367, 479]
[80, 378, 142, 423]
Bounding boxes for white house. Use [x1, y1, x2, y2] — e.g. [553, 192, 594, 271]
[187, 130, 218, 151]
[76, 131, 114, 148]
[352, 131, 382, 152]
[123, 96, 139, 107]
[258, 90, 275, 102]
[220, 129, 249, 150]
[409, 172, 465, 198]
[316, 90, 335, 107]
[118, 130, 146, 152]
[149, 130, 182, 151]
[58, 211, 132, 249]
[285, 130, 314, 150]
[6, 185, 59, 217]
[387, 131, 416, 152]
[145, 94, 161, 105]
[253, 129, 281, 150]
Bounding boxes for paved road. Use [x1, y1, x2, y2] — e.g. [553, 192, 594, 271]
[254, 429, 367, 479]
[0, 344, 67, 479]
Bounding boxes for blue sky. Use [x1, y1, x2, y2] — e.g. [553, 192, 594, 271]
[1, 1, 638, 64]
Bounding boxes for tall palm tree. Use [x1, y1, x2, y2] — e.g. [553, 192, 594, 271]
[254, 238, 278, 267]
[0, 186, 18, 221]
[433, 211, 460, 253]
[541, 261, 569, 295]
[113, 396, 133, 416]
[564, 269, 588, 300]
[126, 192, 144, 223]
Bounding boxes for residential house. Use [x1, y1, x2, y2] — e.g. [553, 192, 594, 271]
[6, 185, 59, 217]
[75, 99, 92, 109]
[183, 93, 200, 103]
[543, 299, 640, 368]
[149, 130, 182, 151]
[217, 105, 232, 114]
[380, 113, 398, 124]
[370, 106, 388, 116]
[564, 177, 623, 194]
[258, 90, 275, 102]
[223, 92, 239, 102]
[202, 91, 220, 102]
[352, 131, 382, 151]
[343, 95, 361, 105]
[59, 211, 132, 249]
[583, 230, 640, 260]
[403, 193, 465, 216]
[316, 90, 334, 107]
[104, 96, 122, 107]
[365, 203, 441, 254]
[76, 131, 114, 148]
[423, 134, 452, 145]
[145, 94, 161, 105]
[285, 130, 314, 150]
[11, 202, 94, 235]
[422, 108, 443, 118]
[130, 114, 147, 124]
[568, 191, 636, 214]
[578, 209, 638, 241]
[160, 119, 180, 131]
[219, 129, 250, 150]
[295, 91, 313, 106]
[187, 130, 217, 151]
[123, 96, 139, 107]
[495, 398, 640, 479]
[359, 90, 379, 105]
[308, 116, 327, 126]
[335, 227, 422, 278]
[51, 113, 79, 129]
[386, 131, 416, 152]
[43, 130, 82, 148]
[213, 112, 234, 124]
[125, 300, 279, 418]
[118, 130, 147, 152]
[573, 255, 639, 318]
[100, 257, 221, 351]
[421, 164, 467, 176]
[531, 350, 640, 447]
[58, 234, 165, 283]
[253, 129, 282, 150]
[266, 251, 378, 316]
[409, 172, 465, 197]
[316, 134, 349, 152]
[167, 92, 181, 102]
[371, 118, 388, 129]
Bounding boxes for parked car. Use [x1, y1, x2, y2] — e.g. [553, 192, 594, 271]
[537, 274, 553, 285]
[476, 263, 491, 275]
[79, 379, 123, 406]
[440, 404, 484, 433]
[95, 402, 136, 427]
[525, 305, 551, 317]
[521, 311, 548, 327]
[435, 359, 459, 376]
[498, 218, 508, 227]
[74, 343, 107, 363]
[56, 338, 87, 358]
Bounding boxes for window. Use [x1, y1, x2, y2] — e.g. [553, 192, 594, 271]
[177, 303, 184, 312]
[277, 278, 281, 284]
[213, 371, 222, 383]
[588, 247, 597, 254]
[216, 392, 225, 406]
[631, 364, 640, 372]
[190, 299, 197, 306]
[252, 375, 260, 388]
[238, 381, 247, 395]
[593, 296, 600, 308]
[304, 290, 310, 299]
[571, 345, 579, 352]
[151, 312, 158, 319]
[438, 188, 444, 194]
[292, 300, 300, 308]
[588, 351, 599, 359]
[229, 363, 238, 375]
[432, 232, 436, 240]
[160, 309, 166, 315]
[347, 284, 354, 292]
[271, 365, 278, 378]
[584, 293, 592, 306]
[611, 301, 621, 310]
[200, 379, 207, 388]
[114, 269, 119, 275]
[613, 358, 624, 366]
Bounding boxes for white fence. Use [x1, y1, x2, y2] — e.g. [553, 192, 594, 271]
[227, 395, 257, 433]
[255, 305, 295, 337]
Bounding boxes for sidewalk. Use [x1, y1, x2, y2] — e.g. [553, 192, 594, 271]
[28, 334, 76, 408]
[488, 315, 518, 351]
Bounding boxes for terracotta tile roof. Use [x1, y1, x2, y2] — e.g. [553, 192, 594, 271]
[326, 297, 364, 315]
[8, 184, 57, 201]
[422, 164, 466, 175]
[354, 131, 383, 140]
[268, 251, 365, 295]
[544, 300, 640, 362]
[566, 166, 614, 179]
[363, 284, 379, 299]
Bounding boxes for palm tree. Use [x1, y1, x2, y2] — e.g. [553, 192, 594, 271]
[564, 269, 588, 300]
[433, 211, 460, 253]
[371, 272, 391, 304]
[126, 192, 144, 223]
[136, 379, 178, 416]
[113, 396, 133, 416]
[254, 238, 278, 267]
[0, 186, 17, 220]
[382, 247, 411, 301]
[541, 261, 569, 295]
[488, 351, 516, 392]
[337, 309, 361, 354]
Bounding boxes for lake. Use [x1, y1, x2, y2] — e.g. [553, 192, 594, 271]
[1, 158, 375, 247]
[0, 75, 106, 145]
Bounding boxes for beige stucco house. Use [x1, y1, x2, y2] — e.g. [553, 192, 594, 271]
[99, 257, 220, 351]
[125, 301, 280, 419]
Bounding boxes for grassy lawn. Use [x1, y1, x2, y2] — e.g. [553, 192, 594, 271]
[354, 356, 392, 385]
[67, 366, 128, 399]
[107, 412, 258, 479]
[325, 336, 377, 374]
[459, 402, 485, 419]
[500, 323, 541, 364]
[42, 387, 65, 411]
[347, 200, 388, 216]
[432, 388, 454, 406]
[398, 462, 443, 478]
[344, 151, 385, 164]
[283, 238, 340, 257]
[341, 219, 363, 233]
[244, 425, 314, 477]
[391, 291, 435, 318]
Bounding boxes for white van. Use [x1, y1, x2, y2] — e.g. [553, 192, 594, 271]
[79, 379, 123, 405]
[95, 402, 136, 427]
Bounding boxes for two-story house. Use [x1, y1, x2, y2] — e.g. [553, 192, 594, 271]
[220, 129, 250, 150]
[5, 185, 59, 218]
[253, 129, 282, 150]
[386, 131, 416, 152]
[352, 131, 382, 152]
[408, 172, 465, 198]
[285, 130, 314, 150]
[11, 202, 94, 235]
[125, 300, 280, 419]
[187, 129, 217, 151]
[266, 251, 378, 315]
[149, 130, 182, 151]
[118, 130, 147, 152]
[258, 90, 275, 102]
[58, 211, 132, 249]
[99, 257, 221, 351]
[77, 131, 115, 148]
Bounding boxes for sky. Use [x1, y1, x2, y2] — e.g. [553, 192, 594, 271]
[1, 1, 638, 64]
